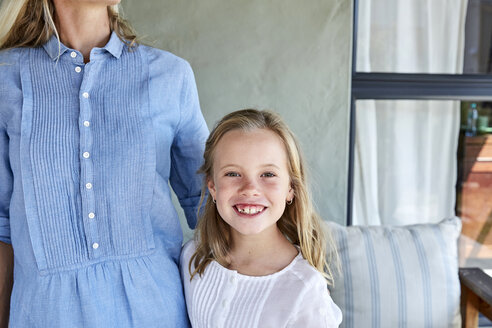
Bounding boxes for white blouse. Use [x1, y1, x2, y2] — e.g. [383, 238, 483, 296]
[180, 241, 342, 328]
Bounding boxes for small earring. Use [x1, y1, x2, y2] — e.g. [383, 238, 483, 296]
[287, 199, 293, 205]
[212, 198, 216, 204]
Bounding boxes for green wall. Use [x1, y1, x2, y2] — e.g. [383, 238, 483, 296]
[122, 0, 352, 237]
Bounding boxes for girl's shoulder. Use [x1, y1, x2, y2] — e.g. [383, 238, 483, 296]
[179, 240, 197, 290]
[285, 255, 342, 327]
[287, 253, 326, 288]
[180, 240, 196, 262]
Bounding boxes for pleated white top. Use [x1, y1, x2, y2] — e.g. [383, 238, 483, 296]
[180, 241, 342, 328]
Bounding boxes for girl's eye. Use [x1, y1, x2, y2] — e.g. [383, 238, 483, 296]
[225, 172, 240, 177]
[261, 172, 276, 178]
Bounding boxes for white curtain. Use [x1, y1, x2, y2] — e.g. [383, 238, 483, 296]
[353, 0, 469, 225]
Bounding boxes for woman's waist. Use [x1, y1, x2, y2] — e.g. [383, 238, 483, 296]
[13, 237, 182, 276]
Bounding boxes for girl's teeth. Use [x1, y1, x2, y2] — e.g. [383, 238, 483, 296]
[237, 206, 263, 214]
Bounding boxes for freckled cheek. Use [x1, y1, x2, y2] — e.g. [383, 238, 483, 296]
[261, 181, 287, 193]
[213, 180, 238, 200]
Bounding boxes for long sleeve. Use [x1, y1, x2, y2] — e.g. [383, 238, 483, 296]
[0, 121, 12, 244]
[0, 50, 17, 245]
[287, 277, 343, 328]
[169, 63, 209, 229]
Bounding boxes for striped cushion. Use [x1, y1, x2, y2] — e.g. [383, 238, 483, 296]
[327, 218, 461, 328]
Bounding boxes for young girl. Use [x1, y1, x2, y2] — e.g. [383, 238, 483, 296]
[180, 109, 342, 327]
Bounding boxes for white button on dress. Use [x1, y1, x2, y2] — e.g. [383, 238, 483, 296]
[83, 152, 90, 159]
[82, 92, 89, 98]
[88, 212, 95, 219]
[86, 183, 92, 189]
[92, 243, 99, 249]
[70, 51, 77, 58]
[83, 121, 90, 127]
[75, 67, 82, 73]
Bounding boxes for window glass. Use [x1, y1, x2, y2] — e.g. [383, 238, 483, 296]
[353, 99, 492, 269]
[463, 0, 492, 74]
[356, 0, 492, 75]
[458, 101, 492, 268]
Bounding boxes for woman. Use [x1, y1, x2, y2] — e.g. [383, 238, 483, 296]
[0, 0, 208, 326]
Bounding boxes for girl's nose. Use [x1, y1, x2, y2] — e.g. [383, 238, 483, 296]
[240, 178, 260, 196]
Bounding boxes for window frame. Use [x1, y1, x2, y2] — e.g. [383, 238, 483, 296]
[347, 0, 492, 225]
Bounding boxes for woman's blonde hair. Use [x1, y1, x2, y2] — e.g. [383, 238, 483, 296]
[190, 109, 339, 285]
[0, 0, 137, 51]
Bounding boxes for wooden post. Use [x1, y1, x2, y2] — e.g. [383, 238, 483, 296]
[460, 268, 492, 328]
[461, 283, 479, 328]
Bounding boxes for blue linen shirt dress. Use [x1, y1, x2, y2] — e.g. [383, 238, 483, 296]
[0, 32, 209, 327]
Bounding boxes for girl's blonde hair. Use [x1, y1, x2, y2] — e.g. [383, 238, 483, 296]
[190, 109, 338, 285]
[0, 0, 137, 51]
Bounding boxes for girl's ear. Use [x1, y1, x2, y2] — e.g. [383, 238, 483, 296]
[287, 184, 294, 202]
[207, 178, 217, 200]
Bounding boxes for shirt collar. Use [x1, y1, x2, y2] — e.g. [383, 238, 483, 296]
[104, 31, 124, 59]
[42, 34, 69, 61]
[42, 31, 124, 61]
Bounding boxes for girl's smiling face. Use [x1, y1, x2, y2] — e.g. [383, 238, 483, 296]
[208, 128, 294, 238]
